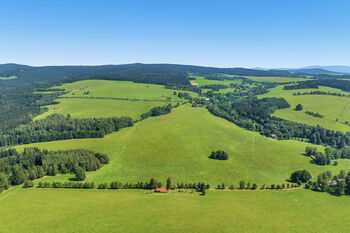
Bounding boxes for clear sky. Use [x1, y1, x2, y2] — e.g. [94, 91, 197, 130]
[1, 0, 350, 68]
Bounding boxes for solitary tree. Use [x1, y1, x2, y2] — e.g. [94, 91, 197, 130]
[295, 104, 303, 111]
[239, 180, 245, 189]
[166, 178, 171, 190]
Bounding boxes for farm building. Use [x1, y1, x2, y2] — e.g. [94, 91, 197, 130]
[155, 188, 167, 193]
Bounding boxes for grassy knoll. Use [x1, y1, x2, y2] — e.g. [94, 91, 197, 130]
[1, 188, 350, 233]
[260, 85, 350, 132]
[0, 75, 17, 80]
[15, 105, 350, 186]
[53, 79, 195, 100]
[34, 98, 168, 121]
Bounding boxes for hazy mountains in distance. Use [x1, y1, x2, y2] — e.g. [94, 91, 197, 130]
[255, 65, 350, 74]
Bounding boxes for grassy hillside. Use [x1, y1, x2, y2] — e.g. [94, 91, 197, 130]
[260, 85, 350, 132]
[34, 98, 168, 120]
[16, 105, 350, 186]
[55, 79, 192, 100]
[34, 79, 194, 120]
[0, 75, 17, 80]
[2, 188, 350, 233]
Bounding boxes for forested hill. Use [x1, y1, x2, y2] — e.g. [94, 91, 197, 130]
[0, 63, 31, 72]
[0, 63, 304, 87]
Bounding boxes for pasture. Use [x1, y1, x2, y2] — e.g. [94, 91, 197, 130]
[260, 85, 350, 132]
[54, 79, 195, 100]
[16, 105, 350, 186]
[1, 188, 350, 233]
[34, 98, 168, 121]
[0, 76, 17, 80]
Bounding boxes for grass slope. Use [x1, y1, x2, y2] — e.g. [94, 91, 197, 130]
[34, 98, 167, 120]
[260, 85, 350, 132]
[55, 79, 193, 100]
[16, 105, 350, 185]
[0, 75, 17, 80]
[1, 188, 350, 233]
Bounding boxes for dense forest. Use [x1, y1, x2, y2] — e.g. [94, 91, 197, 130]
[0, 114, 133, 147]
[0, 147, 109, 192]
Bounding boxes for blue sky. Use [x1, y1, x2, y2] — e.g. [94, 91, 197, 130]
[1, 0, 349, 68]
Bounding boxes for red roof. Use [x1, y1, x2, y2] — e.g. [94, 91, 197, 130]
[155, 188, 167, 193]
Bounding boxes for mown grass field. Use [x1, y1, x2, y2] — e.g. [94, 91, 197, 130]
[34, 79, 194, 120]
[0, 75, 17, 80]
[54, 79, 194, 100]
[16, 105, 350, 186]
[34, 98, 168, 120]
[260, 85, 350, 132]
[244, 76, 310, 83]
[1, 188, 350, 233]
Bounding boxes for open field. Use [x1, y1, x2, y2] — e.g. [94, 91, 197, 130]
[260, 85, 350, 132]
[1, 188, 350, 233]
[34, 98, 168, 120]
[244, 76, 310, 83]
[16, 105, 350, 186]
[0, 75, 17, 80]
[52, 79, 195, 100]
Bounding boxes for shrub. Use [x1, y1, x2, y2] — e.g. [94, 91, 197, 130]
[23, 180, 34, 188]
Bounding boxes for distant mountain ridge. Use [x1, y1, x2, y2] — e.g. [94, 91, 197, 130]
[255, 65, 350, 74]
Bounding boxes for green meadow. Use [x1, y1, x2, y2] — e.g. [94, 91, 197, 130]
[0, 76, 17, 80]
[2, 188, 350, 233]
[260, 85, 350, 132]
[16, 105, 350, 186]
[54, 79, 194, 100]
[4, 79, 350, 233]
[34, 79, 195, 121]
[34, 98, 168, 120]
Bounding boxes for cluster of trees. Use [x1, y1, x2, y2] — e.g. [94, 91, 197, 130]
[305, 170, 350, 196]
[201, 84, 229, 91]
[293, 91, 347, 97]
[0, 147, 109, 192]
[0, 114, 133, 147]
[176, 92, 191, 99]
[290, 170, 312, 184]
[140, 104, 174, 120]
[209, 150, 229, 160]
[218, 181, 299, 190]
[37, 181, 95, 189]
[286, 79, 350, 93]
[207, 96, 350, 150]
[305, 111, 324, 118]
[305, 146, 333, 165]
[283, 82, 319, 90]
[25, 178, 210, 194]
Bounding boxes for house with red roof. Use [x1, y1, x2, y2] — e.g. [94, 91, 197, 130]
[154, 188, 167, 193]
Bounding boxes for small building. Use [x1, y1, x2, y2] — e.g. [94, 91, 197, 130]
[155, 188, 167, 193]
